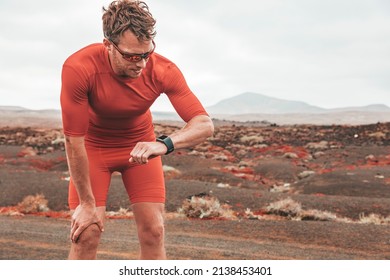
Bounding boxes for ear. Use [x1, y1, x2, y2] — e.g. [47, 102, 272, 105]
[103, 38, 111, 50]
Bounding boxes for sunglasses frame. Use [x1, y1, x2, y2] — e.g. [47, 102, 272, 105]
[109, 39, 155, 62]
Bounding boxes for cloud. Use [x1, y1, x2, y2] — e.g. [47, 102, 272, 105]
[151, 0, 390, 109]
[0, 0, 389, 111]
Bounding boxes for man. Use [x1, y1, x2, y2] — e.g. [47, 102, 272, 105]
[60, 0, 214, 260]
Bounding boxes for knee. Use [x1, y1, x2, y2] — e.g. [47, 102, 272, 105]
[77, 223, 102, 248]
[138, 223, 165, 246]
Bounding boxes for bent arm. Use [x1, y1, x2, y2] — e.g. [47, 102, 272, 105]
[129, 115, 214, 164]
[65, 136, 95, 206]
[169, 115, 214, 150]
[65, 135, 104, 241]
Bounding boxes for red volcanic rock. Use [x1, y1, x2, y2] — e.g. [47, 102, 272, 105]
[162, 165, 181, 179]
[0, 127, 65, 154]
[305, 141, 329, 150]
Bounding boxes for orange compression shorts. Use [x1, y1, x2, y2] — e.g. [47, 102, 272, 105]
[68, 145, 165, 210]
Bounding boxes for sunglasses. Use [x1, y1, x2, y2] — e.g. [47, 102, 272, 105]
[109, 39, 155, 62]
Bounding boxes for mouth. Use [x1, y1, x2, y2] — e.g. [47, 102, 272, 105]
[129, 68, 142, 76]
[118, 69, 142, 78]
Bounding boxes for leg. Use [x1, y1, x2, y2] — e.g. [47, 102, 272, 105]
[132, 202, 166, 260]
[121, 156, 166, 259]
[67, 146, 112, 260]
[68, 206, 106, 260]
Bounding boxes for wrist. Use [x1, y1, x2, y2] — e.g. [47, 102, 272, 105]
[156, 135, 174, 155]
[80, 197, 95, 207]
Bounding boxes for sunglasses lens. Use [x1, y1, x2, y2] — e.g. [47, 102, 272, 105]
[125, 55, 142, 62]
[125, 54, 151, 62]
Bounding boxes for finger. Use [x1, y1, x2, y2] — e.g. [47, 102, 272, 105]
[129, 150, 141, 163]
[70, 221, 75, 239]
[132, 153, 145, 164]
[96, 220, 105, 232]
[141, 147, 153, 162]
[70, 223, 78, 242]
[129, 144, 141, 157]
[73, 221, 104, 243]
[72, 224, 86, 243]
[137, 151, 148, 164]
[142, 154, 149, 164]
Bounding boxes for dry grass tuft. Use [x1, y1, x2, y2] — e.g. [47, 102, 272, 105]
[105, 207, 134, 218]
[178, 194, 236, 219]
[264, 197, 352, 222]
[17, 194, 49, 214]
[265, 197, 302, 218]
[270, 183, 293, 193]
[5, 194, 390, 226]
[299, 209, 341, 222]
[358, 213, 390, 225]
[264, 197, 390, 224]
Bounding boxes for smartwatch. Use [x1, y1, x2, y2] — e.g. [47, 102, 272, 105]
[156, 135, 174, 155]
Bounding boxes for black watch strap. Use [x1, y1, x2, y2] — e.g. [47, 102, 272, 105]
[156, 135, 174, 155]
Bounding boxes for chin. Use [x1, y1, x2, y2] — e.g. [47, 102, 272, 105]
[119, 72, 140, 79]
[126, 70, 142, 79]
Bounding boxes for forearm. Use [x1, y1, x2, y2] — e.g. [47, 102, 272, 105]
[169, 115, 214, 150]
[65, 136, 95, 206]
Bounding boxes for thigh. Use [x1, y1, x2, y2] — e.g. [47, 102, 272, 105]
[68, 146, 112, 209]
[121, 156, 165, 204]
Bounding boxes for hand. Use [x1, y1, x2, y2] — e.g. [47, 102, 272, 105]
[129, 141, 167, 164]
[70, 204, 104, 243]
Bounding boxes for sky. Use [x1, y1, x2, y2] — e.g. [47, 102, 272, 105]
[0, 0, 389, 112]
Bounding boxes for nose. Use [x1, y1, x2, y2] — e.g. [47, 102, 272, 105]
[135, 58, 147, 69]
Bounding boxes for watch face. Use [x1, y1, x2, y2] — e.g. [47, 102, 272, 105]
[157, 135, 174, 154]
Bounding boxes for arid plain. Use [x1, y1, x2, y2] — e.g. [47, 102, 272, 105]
[1, 115, 390, 259]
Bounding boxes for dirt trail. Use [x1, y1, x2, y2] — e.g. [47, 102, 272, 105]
[1, 215, 390, 260]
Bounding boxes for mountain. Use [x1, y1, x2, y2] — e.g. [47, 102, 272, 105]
[1, 92, 390, 127]
[328, 104, 390, 113]
[206, 92, 327, 114]
[0, 106, 28, 111]
[206, 92, 390, 115]
[0, 106, 62, 128]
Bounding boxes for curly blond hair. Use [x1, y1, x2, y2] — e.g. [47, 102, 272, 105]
[102, 0, 156, 43]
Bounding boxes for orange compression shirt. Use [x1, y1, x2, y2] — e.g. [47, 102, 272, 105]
[60, 43, 208, 148]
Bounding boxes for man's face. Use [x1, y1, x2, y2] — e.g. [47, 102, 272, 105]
[105, 30, 154, 79]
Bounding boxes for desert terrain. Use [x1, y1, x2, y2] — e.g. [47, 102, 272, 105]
[1, 120, 390, 260]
